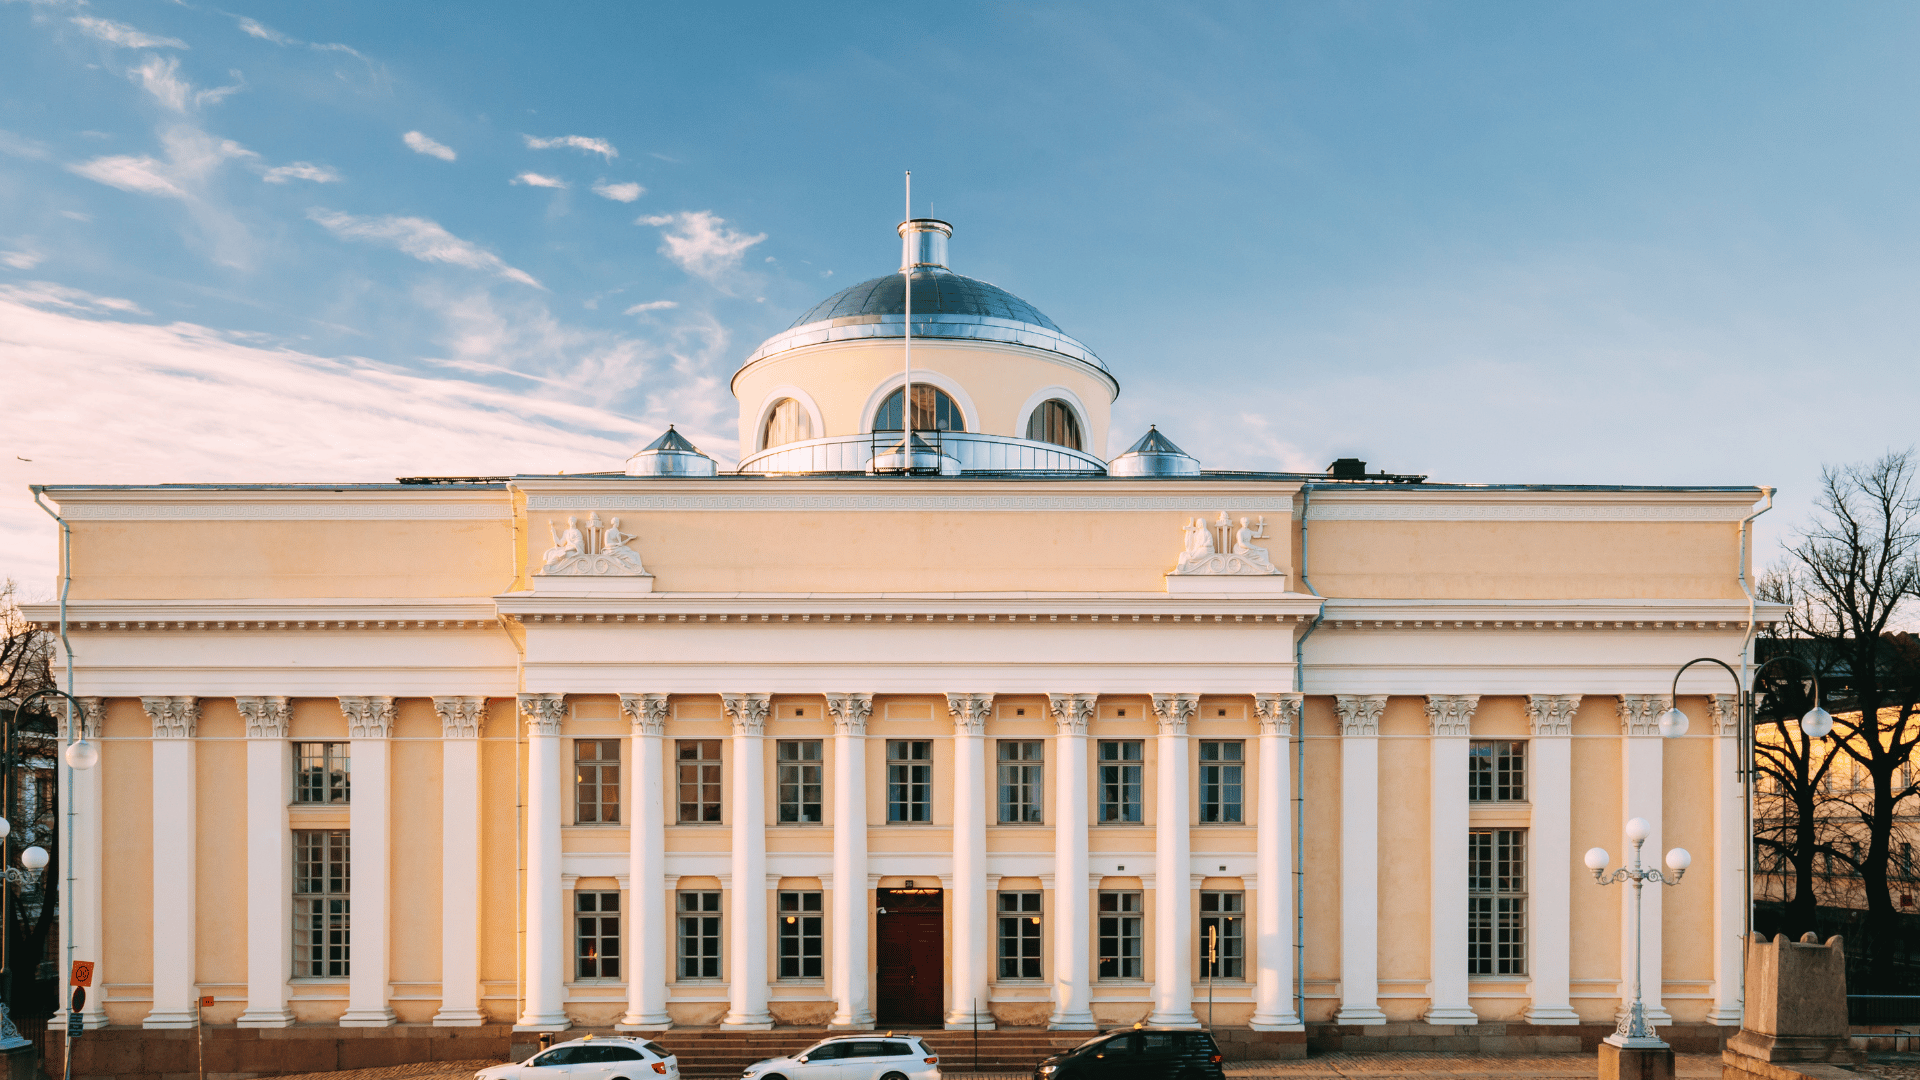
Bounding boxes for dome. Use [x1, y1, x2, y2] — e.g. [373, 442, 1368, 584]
[1108, 425, 1201, 477]
[739, 219, 1107, 373]
[789, 268, 1063, 333]
[625, 426, 717, 477]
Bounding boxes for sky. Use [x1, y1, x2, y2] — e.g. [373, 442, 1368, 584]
[3, 1, 1919, 595]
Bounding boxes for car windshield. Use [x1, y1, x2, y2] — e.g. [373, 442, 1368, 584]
[1072, 1035, 1114, 1052]
[801, 1042, 849, 1060]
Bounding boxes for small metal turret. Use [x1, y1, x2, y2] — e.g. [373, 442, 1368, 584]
[1107, 425, 1201, 477]
[625, 426, 717, 477]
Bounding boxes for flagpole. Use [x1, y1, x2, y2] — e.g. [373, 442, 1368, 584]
[903, 171, 912, 447]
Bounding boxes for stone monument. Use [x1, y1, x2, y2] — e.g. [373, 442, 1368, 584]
[1728, 932, 1862, 1066]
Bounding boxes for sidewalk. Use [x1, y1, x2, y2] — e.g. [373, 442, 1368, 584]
[270, 1052, 1727, 1080]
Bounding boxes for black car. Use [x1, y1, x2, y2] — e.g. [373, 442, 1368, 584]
[1033, 1028, 1225, 1080]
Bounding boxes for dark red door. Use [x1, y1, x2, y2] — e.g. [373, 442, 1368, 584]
[875, 888, 943, 1025]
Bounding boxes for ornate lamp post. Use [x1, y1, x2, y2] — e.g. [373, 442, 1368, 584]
[1586, 818, 1690, 1049]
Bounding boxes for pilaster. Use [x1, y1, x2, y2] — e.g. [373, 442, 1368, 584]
[826, 693, 874, 1029]
[618, 693, 672, 1030]
[432, 696, 486, 1026]
[1617, 695, 1671, 1026]
[1148, 693, 1200, 1028]
[945, 693, 995, 1029]
[1333, 694, 1387, 1025]
[1048, 692, 1097, 1029]
[142, 696, 199, 1029]
[1523, 694, 1581, 1024]
[1249, 692, 1302, 1030]
[516, 693, 570, 1031]
[338, 696, 397, 1027]
[1424, 694, 1479, 1025]
[1707, 693, 1744, 1025]
[721, 692, 772, 1028]
[236, 696, 295, 1028]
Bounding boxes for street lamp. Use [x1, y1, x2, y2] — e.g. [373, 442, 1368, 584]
[1587, 817, 1690, 1048]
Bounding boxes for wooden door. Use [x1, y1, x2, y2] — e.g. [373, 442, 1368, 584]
[875, 888, 943, 1024]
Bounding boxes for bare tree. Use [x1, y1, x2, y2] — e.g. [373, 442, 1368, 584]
[1760, 450, 1920, 988]
[0, 581, 59, 1016]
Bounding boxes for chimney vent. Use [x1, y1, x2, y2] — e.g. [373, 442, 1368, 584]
[1328, 458, 1368, 479]
[899, 218, 951, 270]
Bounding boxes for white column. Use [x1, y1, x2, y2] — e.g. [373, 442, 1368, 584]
[1523, 695, 1580, 1024]
[433, 696, 486, 1026]
[1618, 695, 1670, 1025]
[1707, 694, 1744, 1025]
[721, 693, 773, 1029]
[517, 693, 570, 1030]
[826, 693, 874, 1029]
[236, 697, 295, 1027]
[340, 696, 397, 1027]
[1250, 693, 1302, 1029]
[1424, 695, 1479, 1024]
[1334, 695, 1387, 1024]
[1149, 693, 1200, 1027]
[66, 698, 109, 1029]
[618, 693, 672, 1030]
[945, 693, 996, 1029]
[1047, 693, 1096, 1029]
[142, 696, 199, 1029]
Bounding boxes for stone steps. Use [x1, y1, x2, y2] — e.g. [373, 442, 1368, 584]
[647, 1029, 1088, 1077]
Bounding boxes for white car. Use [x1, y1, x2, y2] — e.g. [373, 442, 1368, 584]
[740, 1035, 940, 1080]
[480, 1036, 679, 1080]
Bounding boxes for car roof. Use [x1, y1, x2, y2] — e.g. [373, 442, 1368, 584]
[550, 1036, 662, 1053]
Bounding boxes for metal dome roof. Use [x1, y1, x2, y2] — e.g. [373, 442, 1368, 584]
[789, 268, 1063, 332]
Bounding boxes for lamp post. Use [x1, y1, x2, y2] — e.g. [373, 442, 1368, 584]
[1586, 818, 1690, 1049]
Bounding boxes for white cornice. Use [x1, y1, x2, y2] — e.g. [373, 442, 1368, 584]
[19, 598, 505, 633]
[41, 487, 511, 521]
[515, 480, 1297, 514]
[1317, 597, 1786, 631]
[493, 590, 1326, 622]
[1304, 488, 1763, 522]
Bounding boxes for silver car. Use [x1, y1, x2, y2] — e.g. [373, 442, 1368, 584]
[740, 1035, 940, 1080]
[479, 1036, 679, 1080]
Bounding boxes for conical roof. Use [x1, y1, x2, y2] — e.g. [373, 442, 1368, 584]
[1108, 425, 1201, 477]
[626, 425, 717, 477]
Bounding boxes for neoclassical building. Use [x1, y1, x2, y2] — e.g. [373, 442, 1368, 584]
[28, 218, 1776, 1040]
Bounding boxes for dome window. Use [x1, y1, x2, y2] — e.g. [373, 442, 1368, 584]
[873, 385, 965, 432]
[761, 398, 814, 450]
[1026, 399, 1083, 451]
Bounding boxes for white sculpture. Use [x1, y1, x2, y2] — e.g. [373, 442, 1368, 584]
[539, 512, 648, 576]
[1172, 510, 1279, 576]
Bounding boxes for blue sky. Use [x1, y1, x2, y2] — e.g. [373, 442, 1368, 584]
[4, 1, 1919, 590]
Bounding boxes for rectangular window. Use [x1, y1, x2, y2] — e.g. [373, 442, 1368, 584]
[575, 739, 621, 824]
[997, 741, 1044, 823]
[887, 740, 933, 822]
[294, 743, 350, 804]
[1097, 891, 1144, 979]
[776, 740, 824, 824]
[1468, 828, 1526, 975]
[1199, 891, 1245, 978]
[677, 740, 722, 823]
[677, 891, 722, 979]
[575, 891, 620, 979]
[777, 891, 824, 979]
[1468, 741, 1526, 802]
[1198, 741, 1244, 823]
[292, 829, 349, 978]
[1098, 741, 1144, 823]
[997, 891, 1043, 980]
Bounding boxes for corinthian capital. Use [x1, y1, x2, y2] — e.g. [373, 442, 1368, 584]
[142, 696, 199, 739]
[339, 695, 397, 739]
[1707, 694, 1740, 737]
[1424, 695, 1480, 737]
[1617, 695, 1670, 737]
[237, 696, 292, 739]
[825, 693, 873, 736]
[433, 696, 485, 739]
[1254, 692, 1303, 736]
[1525, 695, 1580, 737]
[722, 693, 770, 736]
[620, 693, 669, 736]
[1150, 693, 1199, 735]
[1048, 693, 1096, 736]
[946, 693, 994, 736]
[72, 696, 106, 741]
[517, 693, 566, 736]
[1333, 694, 1387, 737]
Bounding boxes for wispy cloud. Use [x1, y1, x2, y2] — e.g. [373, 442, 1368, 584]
[0, 281, 148, 315]
[233, 16, 291, 45]
[133, 56, 244, 112]
[624, 300, 677, 314]
[524, 134, 616, 160]
[592, 179, 643, 203]
[0, 130, 52, 162]
[510, 172, 567, 189]
[68, 154, 187, 197]
[1, 250, 45, 271]
[71, 16, 189, 50]
[403, 130, 456, 161]
[636, 211, 766, 283]
[306, 209, 543, 289]
[68, 126, 257, 200]
[263, 161, 342, 184]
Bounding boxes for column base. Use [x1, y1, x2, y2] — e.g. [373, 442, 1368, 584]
[57, 1010, 113, 1032]
[1523, 1005, 1581, 1025]
[1422, 1006, 1479, 1025]
[1145, 1010, 1201, 1028]
[1048, 1010, 1098, 1030]
[339, 1007, 399, 1028]
[1333, 1005, 1388, 1025]
[945, 1017, 997, 1031]
[1248, 1014, 1305, 1032]
[142, 1010, 199, 1030]
[235, 1007, 297, 1028]
[514, 1017, 573, 1033]
[617, 1012, 673, 1031]
[433, 1008, 488, 1027]
[1705, 1005, 1743, 1026]
[721, 1013, 774, 1030]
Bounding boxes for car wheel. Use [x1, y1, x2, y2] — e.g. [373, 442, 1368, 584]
[881, 1072, 909, 1080]
[763, 1073, 788, 1080]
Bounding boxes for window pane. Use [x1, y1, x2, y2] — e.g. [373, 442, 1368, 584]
[1025, 399, 1083, 451]
[1199, 891, 1244, 978]
[777, 891, 824, 979]
[294, 743, 350, 804]
[677, 740, 722, 823]
[576, 739, 621, 825]
[1096, 892, 1143, 978]
[1199, 741, 1243, 824]
[997, 891, 1044, 979]
[1097, 741, 1143, 823]
[1467, 829, 1527, 975]
[777, 740, 824, 824]
[874, 385, 965, 432]
[997, 740, 1043, 823]
[1468, 741, 1526, 802]
[576, 890, 621, 979]
[762, 398, 814, 449]
[293, 829, 350, 977]
[678, 891, 722, 978]
[887, 740, 933, 822]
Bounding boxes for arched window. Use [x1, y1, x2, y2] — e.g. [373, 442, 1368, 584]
[872, 385, 965, 432]
[1025, 399, 1083, 450]
[761, 398, 813, 449]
